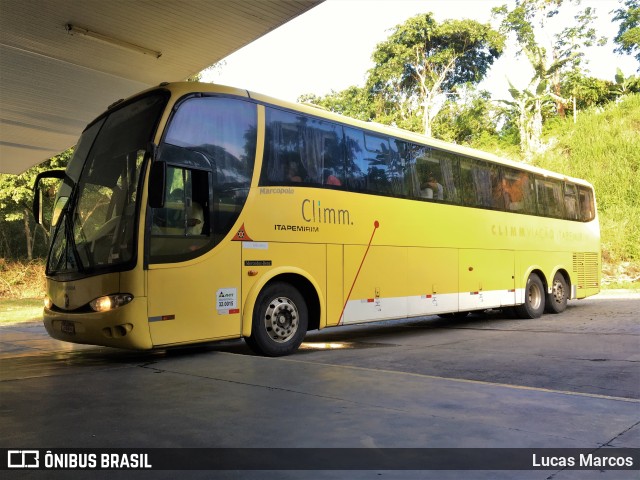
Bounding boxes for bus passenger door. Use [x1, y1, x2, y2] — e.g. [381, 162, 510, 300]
[146, 164, 243, 346]
[459, 249, 515, 311]
[147, 243, 242, 346]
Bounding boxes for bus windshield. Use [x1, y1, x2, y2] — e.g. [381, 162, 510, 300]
[47, 92, 168, 277]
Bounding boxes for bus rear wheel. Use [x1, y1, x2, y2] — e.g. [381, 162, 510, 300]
[545, 272, 568, 314]
[247, 282, 308, 357]
[515, 273, 545, 319]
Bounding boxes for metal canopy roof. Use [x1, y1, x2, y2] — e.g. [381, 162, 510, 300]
[0, 0, 322, 174]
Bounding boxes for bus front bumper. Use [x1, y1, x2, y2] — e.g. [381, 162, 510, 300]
[43, 297, 152, 350]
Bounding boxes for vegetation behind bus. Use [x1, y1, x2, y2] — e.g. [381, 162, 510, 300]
[532, 94, 640, 265]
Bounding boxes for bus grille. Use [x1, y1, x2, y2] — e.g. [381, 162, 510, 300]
[572, 252, 599, 288]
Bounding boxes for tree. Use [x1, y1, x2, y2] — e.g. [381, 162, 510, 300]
[493, 0, 607, 156]
[299, 86, 375, 122]
[431, 88, 499, 144]
[494, 0, 606, 119]
[613, 0, 640, 69]
[610, 67, 640, 97]
[499, 80, 554, 158]
[366, 14, 504, 136]
[561, 74, 615, 111]
[0, 150, 71, 260]
[187, 60, 227, 82]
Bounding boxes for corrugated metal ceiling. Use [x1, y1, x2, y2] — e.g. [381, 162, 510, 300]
[0, 0, 322, 173]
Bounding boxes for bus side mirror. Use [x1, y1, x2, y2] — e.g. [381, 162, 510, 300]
[33, 170, 65, 225]
[148, 161, 166, 208]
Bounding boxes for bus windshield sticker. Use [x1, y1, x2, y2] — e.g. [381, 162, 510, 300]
[242, 242, 268, 250]
[217, 288, 238, 314]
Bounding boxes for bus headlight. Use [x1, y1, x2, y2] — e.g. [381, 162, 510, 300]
[44, 296, 53, 309]
[90, 294, 133, 312]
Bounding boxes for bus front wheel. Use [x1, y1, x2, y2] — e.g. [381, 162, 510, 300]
[545, 272, 568, 314]
[515, 273, 545, 319]
[247, 282, 308, 357]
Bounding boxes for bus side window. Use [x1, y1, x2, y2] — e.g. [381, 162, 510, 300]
[150, 166, 210, 258]
[363, 132, 393, 194]
[535, 177, 565, 218]
[415, 148, 460, 204]
[460, 158, 502, 209]
[397, 140, 423, 198]
[321, 129, 343, 187]
[263, 108, 343, 187]
[502, 168, 534, 214]
[578, 186, 595, 221]
[564, 183, 579, 220]
[384, 137, 404, 196]
[364, 133, 409, 196]
[343, 128, 368, 192]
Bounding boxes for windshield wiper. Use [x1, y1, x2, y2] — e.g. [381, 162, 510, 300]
[62, 207, 85, 274]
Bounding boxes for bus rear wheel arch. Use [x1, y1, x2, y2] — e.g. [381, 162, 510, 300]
[515, 272, 546, 319]
[545, 271, 569, 314]
[246, 281, 309, 357]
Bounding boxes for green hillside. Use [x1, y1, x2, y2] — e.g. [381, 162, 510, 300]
[532, 94, 640, 284]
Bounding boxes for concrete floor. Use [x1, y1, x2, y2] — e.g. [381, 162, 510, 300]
[1, 291, 639, 479]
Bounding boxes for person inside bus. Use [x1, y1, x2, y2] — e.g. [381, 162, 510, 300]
[287, 161, 303, 182]
[185, 201, 204, 236]
[420, 173, 443, 200]
[151, 187, 184, 234]
[323, 168, 341, 186]
[502, 174, 526, 211]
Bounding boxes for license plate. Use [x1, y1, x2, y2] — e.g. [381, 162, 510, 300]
[60, 320, 75, 335]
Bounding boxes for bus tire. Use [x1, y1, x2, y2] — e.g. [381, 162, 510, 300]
[247, 282, 308, 357]
[515, 273, 545, 319]
[545, 272, 568, 314]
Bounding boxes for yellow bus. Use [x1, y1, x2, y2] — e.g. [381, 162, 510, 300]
[34, 82, 600, 356]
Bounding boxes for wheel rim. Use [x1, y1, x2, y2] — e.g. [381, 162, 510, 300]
[551, 279, 565, 304]
[528, 281, 543, 310]
[263, 296, 299, 343]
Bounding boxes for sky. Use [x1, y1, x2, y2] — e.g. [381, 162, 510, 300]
[202, 0, 637, 103]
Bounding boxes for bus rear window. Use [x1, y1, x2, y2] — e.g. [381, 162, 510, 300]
[579, 186, 596, 222]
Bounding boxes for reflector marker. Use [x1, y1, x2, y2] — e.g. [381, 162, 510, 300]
[148, 315, 175, 322]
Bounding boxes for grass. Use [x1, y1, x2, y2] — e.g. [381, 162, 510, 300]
[534, 94, 640, 264]
[0, 258, 46, 299]
[0, 298, 43, 325]
[0, 259, 45, 326]
[602, 281, 640, 291]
